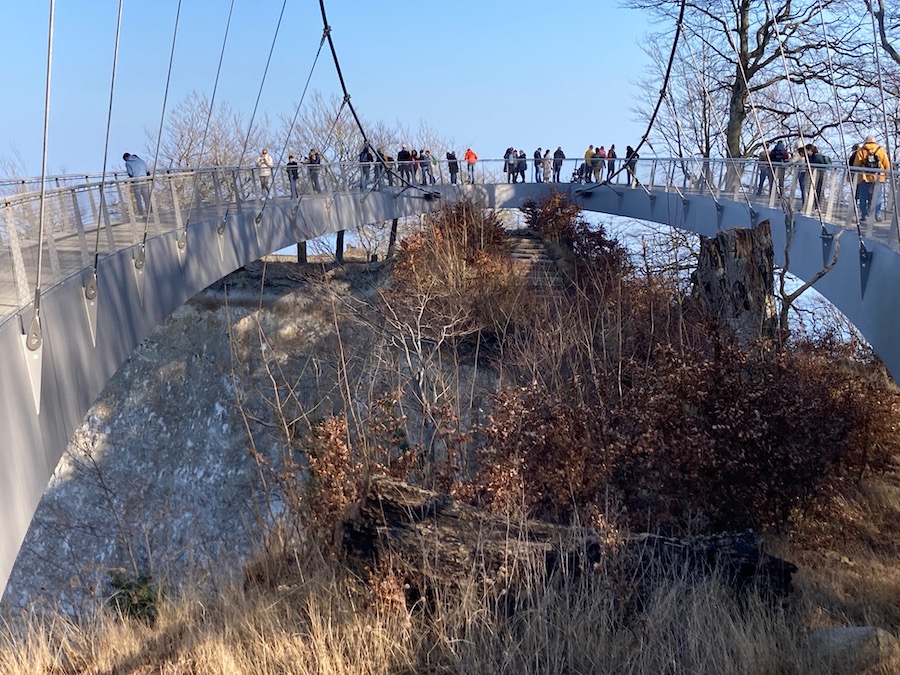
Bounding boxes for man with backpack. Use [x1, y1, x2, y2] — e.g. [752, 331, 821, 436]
[851, 135, 891, 223]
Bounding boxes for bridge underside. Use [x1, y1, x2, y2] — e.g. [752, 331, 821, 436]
[2, 182, 898, 597]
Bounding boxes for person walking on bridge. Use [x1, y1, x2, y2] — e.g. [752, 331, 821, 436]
[534, 147, 543, 183]
[286, 154, 299, 198]
[306, 149, 323, 193]
[257, 148, 274, 198]
[505, 147, 516, 183]
[552, 146, 565, 182]
[593, 145, 607, 182]
[447, 151, 459, 184]
[464, 147, 478, 183]
[606, 145, 617, 183]
[756, 145, 773, 196]
[851, 135, 891, 223]
[625, 146, 639, 187]
[359, 143, 374, 189]
[770, 140, 789, 196]
[397, 145, 412, 184]
[123, 152, 151, 216]
[583, 145, 594, 183]
[517, 150, 527, 183]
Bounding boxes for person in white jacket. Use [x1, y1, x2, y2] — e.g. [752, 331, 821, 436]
[257, 148, 274, 197]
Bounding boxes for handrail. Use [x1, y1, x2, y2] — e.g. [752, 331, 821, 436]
[2, 157, 896, 327]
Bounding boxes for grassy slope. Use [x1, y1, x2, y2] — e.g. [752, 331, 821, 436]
[1, 257, 898, 674]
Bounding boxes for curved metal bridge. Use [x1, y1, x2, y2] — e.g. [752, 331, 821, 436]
[1, 156, 898, 595]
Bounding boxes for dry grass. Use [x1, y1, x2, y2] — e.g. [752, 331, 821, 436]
[4, 199, 898, 672]
[3, 537, 894, 675]
[777, 453, 900, 630]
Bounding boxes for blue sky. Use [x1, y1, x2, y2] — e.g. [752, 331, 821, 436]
[1, 1, 654, 176]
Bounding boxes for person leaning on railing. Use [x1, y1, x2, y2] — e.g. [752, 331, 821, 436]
[123, 152, 151, 216]
[851, 135, 891, 223]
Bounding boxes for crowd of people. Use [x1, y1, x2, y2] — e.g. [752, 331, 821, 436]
[249, 142, 641, 196]
[246, 135, 893, 226]
[755, 134, 892, 222]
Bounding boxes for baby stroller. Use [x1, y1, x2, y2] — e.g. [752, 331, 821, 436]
[571, 162, 587, 183]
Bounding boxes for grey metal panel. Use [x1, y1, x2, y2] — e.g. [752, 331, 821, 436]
[0, 320, 47, 593]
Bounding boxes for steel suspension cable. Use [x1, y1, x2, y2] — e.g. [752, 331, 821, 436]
[182, 0, 236, 236]
[867, 3, 900, 242]
[599, 0, 687, 191]
[274, 30, 327, 182]
[254, 28, 328, 223]
[258, 96, 346, 228]
[675, 26, 740, 206]
[316, 0, 432, 197]
[710, 0, 835, 236]
[625, 0, 687, 165]
[760, 0, 852, 232]
[28, 0, 56, 349]
[659, 90, 713, 203]
[222, 0, 288, 227]
[141, 0, 183, 251]
[90, 0, 124, 284]
[815, 0, 851, 186]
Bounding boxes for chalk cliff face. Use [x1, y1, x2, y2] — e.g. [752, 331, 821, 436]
[2, 263, 336, 613]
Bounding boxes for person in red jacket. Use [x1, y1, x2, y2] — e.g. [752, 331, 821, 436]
[464, 148, 478, 183]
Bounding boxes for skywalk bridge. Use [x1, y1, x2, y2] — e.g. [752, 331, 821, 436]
[1, 155, 899, 596]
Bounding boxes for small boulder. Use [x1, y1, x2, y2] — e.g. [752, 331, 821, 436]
[809, 626, 900, 674]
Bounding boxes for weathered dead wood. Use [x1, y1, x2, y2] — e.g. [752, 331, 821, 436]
[692, 220, 777, 345]
[341, 477, 797, 603]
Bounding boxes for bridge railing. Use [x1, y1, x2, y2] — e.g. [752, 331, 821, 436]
[3, 158, 898, 324]
[0, 160, 395, 323]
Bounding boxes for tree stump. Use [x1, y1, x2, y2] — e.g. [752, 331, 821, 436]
[341, 477, 797, 606]
[692, 220, 777, 345]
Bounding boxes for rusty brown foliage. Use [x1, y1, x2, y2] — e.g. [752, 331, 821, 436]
[270, 193, 900, 543]
[466, 193, 900, 534]
[521, 190, 629, 277]
[384, 201, 526, 352]
[303, 415, 361, 536]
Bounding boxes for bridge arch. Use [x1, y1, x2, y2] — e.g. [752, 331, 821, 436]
[2, 160, 898, 596]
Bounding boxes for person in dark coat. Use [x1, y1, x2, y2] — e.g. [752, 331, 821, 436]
[552, 146, 565, 182]
[446, 151, 460, 185]
[286, 154, 299, 198]
[625, 145, 639, 186]
[517, 150, 527, 183]
[359, 143, 374, 189]
[306, 149, 323, 193]
[397, 144, 412, 183]
[505, 147, 516, 183]
[606, 145, 617, 183]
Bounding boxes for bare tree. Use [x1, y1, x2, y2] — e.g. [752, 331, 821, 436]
[144, 90, 270, 170]
[626, 0, 866, 159]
